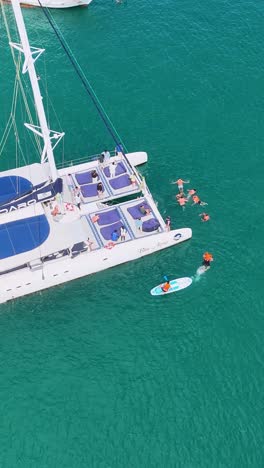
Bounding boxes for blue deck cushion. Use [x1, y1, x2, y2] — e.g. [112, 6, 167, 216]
[142, 218, 160, 232]
[96, 209, 120, 226]
[109, 174, 131, 190]
[0, 176, 33, 206]
[0, 214, 50, 259]
[100, 221, 123, 241]
[104, 162, 126, 178]
[75, 171, 93, 185]
[81, 183, 104, 198]
[127, 202, 151, 219]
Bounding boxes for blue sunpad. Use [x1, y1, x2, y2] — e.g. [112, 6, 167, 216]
[104, 162, 126, 178]
[96, 209, 120, 226]
[142, 218, 160, 232]
[81, 183, 104, 198]
[0, 214, 50, 259]
[0, 176, 33, 206]
[127, 202, 151, 219]
[100, 221, 123, 241]
[75, 171, 93, 185]
[109, 174, 131, 190]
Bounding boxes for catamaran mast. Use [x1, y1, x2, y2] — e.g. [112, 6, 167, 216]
[10, 0, 58, 181]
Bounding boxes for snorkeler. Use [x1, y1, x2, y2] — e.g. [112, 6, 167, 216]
[199, 213, 210, 222]
[192, 195, 208, 206]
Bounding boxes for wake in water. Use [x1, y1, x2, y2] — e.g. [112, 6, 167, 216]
[192, 264, 211, 282]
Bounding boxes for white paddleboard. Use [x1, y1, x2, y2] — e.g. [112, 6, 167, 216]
[150, 277, 192, 296]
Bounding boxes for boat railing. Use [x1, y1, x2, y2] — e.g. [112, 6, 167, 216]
[56, 151, 116, 169]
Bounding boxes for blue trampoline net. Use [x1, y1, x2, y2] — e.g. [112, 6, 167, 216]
[0, 176, 33, 206]
[0, 214, 50, 259]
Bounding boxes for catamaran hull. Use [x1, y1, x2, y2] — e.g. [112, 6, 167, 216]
[0, 228, 192, 304]
[5, 0, 92, 8]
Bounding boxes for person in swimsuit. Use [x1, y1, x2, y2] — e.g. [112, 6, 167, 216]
[199, 213, 210, 222]
[139, 205, 147, 215]
[192, 195, 208, 206]
[172, 178, 189, 193]
[130, 174, 137, 186]
[177, 194, 188, 210]
[187, 188, 197, 200]
[202, 252, 213, 269]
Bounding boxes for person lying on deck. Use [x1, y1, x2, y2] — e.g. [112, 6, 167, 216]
[139, 205, 151, 216]
[129, 174, 137, 186]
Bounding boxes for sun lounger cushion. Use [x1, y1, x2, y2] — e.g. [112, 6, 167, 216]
[142, 218, 160, 232]
[127, 202, 151, 219]
[96, 209, 120, 226]
[104, 162, 126, 178]
[109, 174, 131, 190]
[100, 221, 123, 240]
[75, 171, 93, 185]
[81, 183, 104, 198]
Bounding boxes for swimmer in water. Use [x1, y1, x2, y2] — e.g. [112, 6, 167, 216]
[177, 194, 188, 210]
[187, 188, 197, 200]
[192, 195, 208, 206]
[171, 178, 189, 193]
[199, 213, 210, 222]
[202, 252, 213, 269]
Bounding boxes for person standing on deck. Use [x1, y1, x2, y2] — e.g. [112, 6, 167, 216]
[110, 162, 116, 178]
[74, 191, 81, 210]
[165, 216, 171, 231]
[115, 143, 124, 157]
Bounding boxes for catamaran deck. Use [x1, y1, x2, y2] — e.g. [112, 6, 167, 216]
[84, 196, 166, 247]
[60, 155, 142, 205]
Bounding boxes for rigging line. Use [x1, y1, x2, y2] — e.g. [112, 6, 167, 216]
[37, 1, 127, 152]
[0, 67, 19, 155]
[1, 2, 42, 156]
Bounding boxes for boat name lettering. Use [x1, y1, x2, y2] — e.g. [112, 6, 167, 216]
[139, 247, 149, 253]
[0, 199, 36, 214]
[157, 241, 168, 247]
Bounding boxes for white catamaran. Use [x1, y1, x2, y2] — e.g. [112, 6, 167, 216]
[0, 0, 192, 304]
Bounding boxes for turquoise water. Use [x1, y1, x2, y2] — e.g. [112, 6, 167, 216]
[1, 0, 264, 466]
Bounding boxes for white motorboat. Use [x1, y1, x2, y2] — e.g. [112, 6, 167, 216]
[0, 0, 192, 304]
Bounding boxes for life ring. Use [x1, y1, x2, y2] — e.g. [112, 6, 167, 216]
[66, 203, 74, 211]
[104, 242, 115, 250]
[174, 233, 182, 241]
